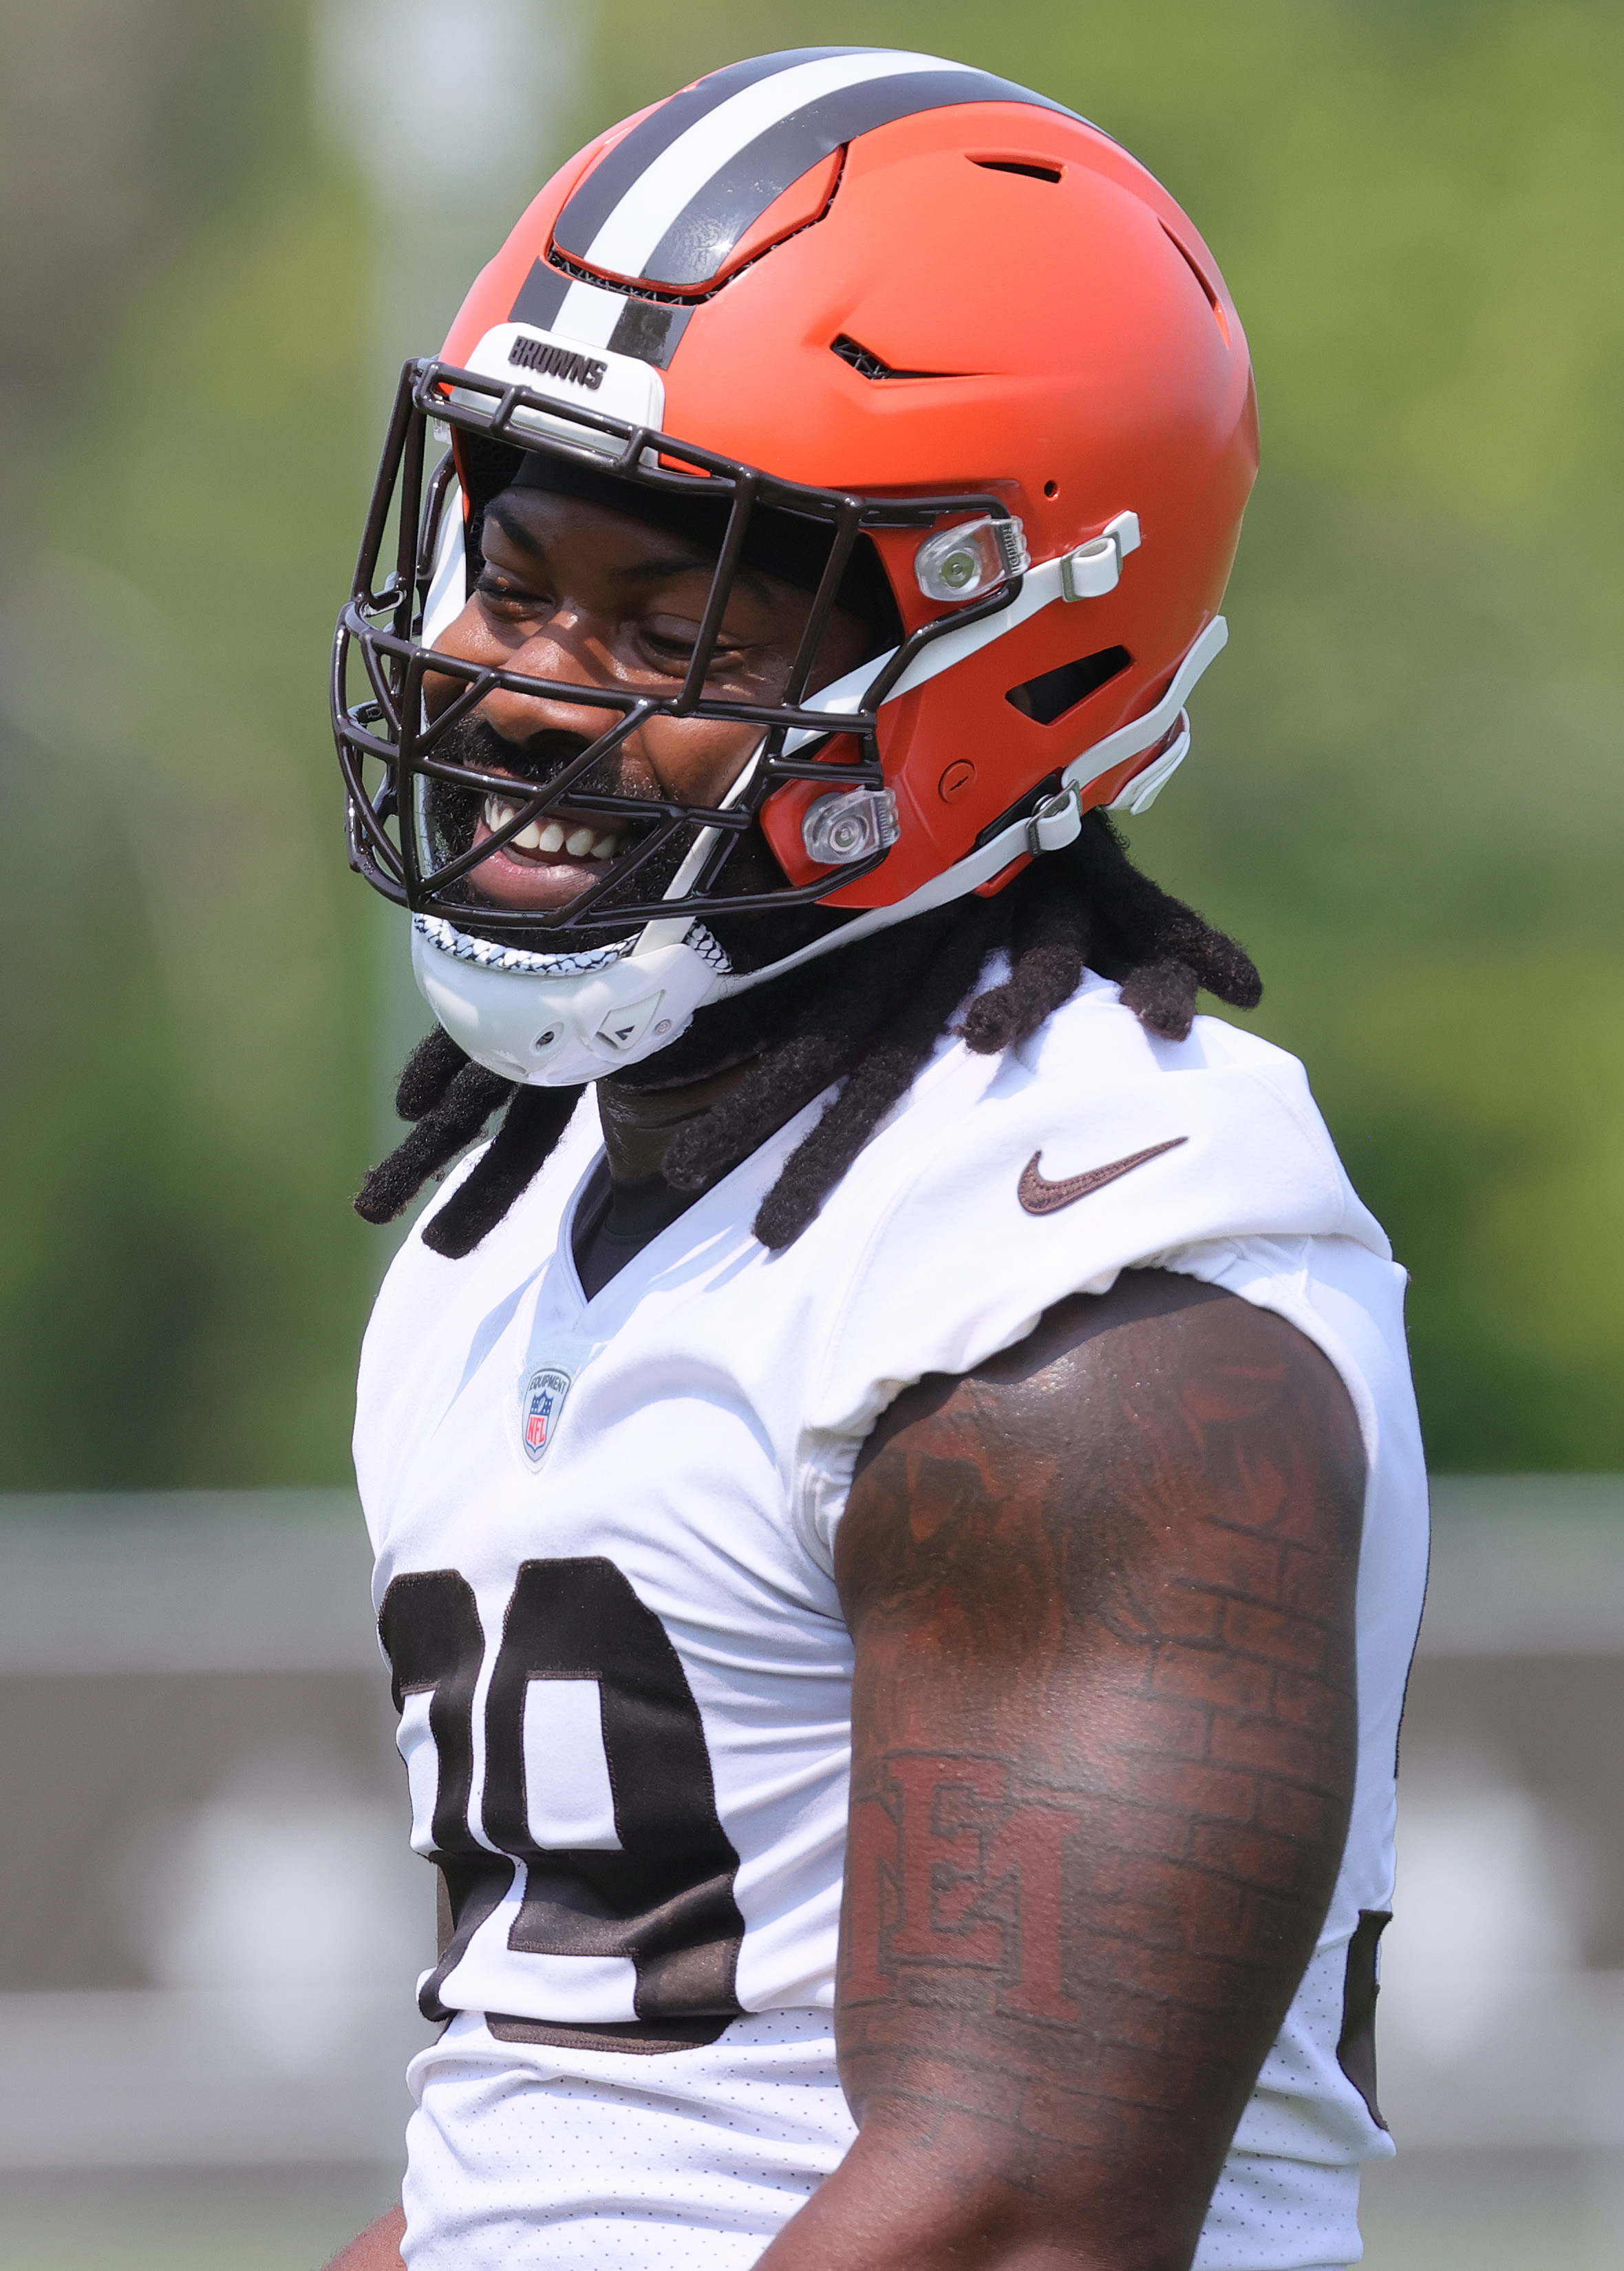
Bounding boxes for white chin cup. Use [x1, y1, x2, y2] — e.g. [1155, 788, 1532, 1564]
[410, 918, 730, 1087]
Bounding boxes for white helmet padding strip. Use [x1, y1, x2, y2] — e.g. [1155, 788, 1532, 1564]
[1062, 616, 1225, 798]
[1107, 710, 1191, 815]
[628, 740, 767, 957]
[422, 476, 469, 648]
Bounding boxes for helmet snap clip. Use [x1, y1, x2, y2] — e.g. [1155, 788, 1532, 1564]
[1060, 511, 1142, 601]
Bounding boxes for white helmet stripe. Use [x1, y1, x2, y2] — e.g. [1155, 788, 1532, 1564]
[642, 67, 1074, 290]
[536, 48, 1078, 350]
[552, 49, 855, 251]
[579, 52, 981, 284]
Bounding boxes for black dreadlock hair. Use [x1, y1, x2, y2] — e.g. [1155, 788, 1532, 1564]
[354, 811, 1261, 1261]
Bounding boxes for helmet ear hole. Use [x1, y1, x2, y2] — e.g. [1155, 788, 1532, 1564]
[1160, 221, 1232, 348]
[1005, 646, 1131, 728]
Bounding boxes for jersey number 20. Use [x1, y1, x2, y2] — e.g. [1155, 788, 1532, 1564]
[379, 1558, 745, 2042]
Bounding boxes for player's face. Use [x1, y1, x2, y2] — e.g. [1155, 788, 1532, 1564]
[424, 488, 875, 916]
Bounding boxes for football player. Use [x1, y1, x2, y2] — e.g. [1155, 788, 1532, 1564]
[325, 47, 1427, 2271]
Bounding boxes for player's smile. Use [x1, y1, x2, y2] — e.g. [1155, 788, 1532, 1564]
[462, 744, 630, 915]
[425, 487, 873, 917]
[477, 797, 623, 868]
[462, 801, 625, 911]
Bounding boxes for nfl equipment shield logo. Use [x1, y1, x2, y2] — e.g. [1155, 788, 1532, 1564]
[520, 1365, 573, 1466]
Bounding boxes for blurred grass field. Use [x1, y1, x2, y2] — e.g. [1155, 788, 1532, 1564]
[1, 0, 1621, 1487]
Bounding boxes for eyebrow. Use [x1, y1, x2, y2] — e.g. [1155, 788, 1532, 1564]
[484, 496, 775, 604]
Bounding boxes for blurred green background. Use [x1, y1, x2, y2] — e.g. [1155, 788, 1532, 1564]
[1, 0, 1619, 1489]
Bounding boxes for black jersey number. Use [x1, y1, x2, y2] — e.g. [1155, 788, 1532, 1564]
[379, 1559, 745, 2040]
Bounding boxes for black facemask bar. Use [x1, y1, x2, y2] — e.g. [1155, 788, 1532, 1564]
[332, 356, 1026, 943]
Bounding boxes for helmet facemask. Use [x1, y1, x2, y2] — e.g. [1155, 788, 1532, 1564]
[332, 354, 1024, 963]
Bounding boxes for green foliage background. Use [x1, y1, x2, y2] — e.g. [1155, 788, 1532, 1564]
[1, 0, 1618, 1485]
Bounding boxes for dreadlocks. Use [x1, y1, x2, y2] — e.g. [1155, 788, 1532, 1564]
[354, 811, 1261, 1261]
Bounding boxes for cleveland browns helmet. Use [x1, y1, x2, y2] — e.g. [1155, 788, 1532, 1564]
[332, 47, 1258, 1086]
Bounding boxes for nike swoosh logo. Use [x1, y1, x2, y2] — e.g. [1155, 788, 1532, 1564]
[1017, 1136, 1188, 1215]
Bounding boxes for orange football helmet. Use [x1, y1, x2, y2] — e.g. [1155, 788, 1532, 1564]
[332, 47, 1257, 1080]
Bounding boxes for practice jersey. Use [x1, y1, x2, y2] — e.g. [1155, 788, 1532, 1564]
[355, 971, 1429, 2265]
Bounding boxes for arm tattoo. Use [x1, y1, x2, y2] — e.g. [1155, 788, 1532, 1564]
[814, 1268, 1365, 2270]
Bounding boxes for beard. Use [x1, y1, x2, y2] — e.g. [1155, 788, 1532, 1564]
[418, 705, 701, 950]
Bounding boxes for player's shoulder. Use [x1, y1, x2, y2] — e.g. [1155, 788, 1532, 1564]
[1022, 968, 1319, 1105]
[801, 972, 1385, 1422]
[873, 970, 1354, 1222]
[983, 972, 1344, 1195]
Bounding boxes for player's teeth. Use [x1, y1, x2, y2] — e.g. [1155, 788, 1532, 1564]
[565, 827, 596, 857]
[513, 820, 544, 851]
[484, 796, 519, 831]
[537, 822, 566, 854]
[590, 833, 619, 860]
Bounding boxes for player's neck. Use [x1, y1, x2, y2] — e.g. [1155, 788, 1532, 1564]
[596, 1058, 762, 1184]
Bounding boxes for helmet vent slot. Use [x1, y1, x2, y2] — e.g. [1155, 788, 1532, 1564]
[1007, 646, 1131, 727]
[971, 157, 1062, 183]
[831, 334, 960, 381]
[1160, 222, 1231, 346]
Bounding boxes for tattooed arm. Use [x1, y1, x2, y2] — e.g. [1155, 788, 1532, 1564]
[758, 1266, 1365, 2271]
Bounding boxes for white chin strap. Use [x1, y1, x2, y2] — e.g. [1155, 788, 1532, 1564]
[411, 615, 1228, 1087]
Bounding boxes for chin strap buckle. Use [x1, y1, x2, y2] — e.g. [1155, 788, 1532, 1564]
[1027, 784, 1085, 856]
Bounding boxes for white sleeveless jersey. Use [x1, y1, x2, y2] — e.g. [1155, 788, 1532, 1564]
[356, 972, 1429, 2271]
